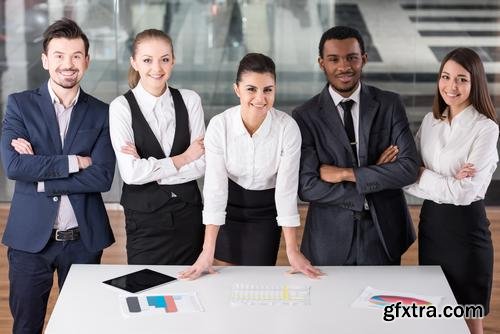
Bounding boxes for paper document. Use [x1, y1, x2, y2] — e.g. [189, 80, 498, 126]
[231, 283, 310, 306]
[352, 286, 443, 309]
[120, 292, 204, 317]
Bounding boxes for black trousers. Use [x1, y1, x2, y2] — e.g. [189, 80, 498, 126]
[344, 211, 400, 265]
[125, 199, 204, 265]
[8, 239, 102, 334]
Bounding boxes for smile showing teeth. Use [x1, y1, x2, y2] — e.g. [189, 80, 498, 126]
[149, 74, 163, 79]
[446, 92, 459, 97]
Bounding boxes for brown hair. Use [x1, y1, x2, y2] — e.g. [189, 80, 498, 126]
[128, 29, 174, 88]
[43, 18, 89, 56]
[236, 53, 276, 84]
[432, 47, 497, 123]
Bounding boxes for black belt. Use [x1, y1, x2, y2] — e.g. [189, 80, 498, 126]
[51, 227, 80, 241]
[353, 210, 371, 220]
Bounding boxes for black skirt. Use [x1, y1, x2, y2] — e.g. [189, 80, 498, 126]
[215, 179, 281, 265]
[125, 198, 204, 265]
[419, 200, 493, 315]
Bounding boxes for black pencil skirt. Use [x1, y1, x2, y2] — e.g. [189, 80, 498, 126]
[125, 198, 204, 265]
[215, 179, 281, 265]
[419, 200, 493, 315]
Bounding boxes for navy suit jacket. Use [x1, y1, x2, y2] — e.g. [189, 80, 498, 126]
[1, 83, 115, 253]
[293, 83, 419, 265]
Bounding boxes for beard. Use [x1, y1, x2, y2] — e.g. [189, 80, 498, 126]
[332, 81, 358, 94]
[323, 69, 360, 95]
[53, 69, 80, 89]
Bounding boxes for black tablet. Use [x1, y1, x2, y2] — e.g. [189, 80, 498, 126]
[102, 269, 177, 293]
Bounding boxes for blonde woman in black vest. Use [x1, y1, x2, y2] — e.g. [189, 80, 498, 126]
[109, 29, 205, 265]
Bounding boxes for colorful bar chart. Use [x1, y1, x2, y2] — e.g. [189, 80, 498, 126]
[120, 293, 203, 317]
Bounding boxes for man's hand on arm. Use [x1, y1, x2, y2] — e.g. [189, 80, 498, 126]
[318, 144, 399, 185]
[76, 156, 92, 170]
[376, 145, 398, 165]
[11, 138, 34, 155]
[319, 164, 355, 183]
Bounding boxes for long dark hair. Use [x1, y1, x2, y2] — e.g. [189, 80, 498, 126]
[128, 29, 174, 88]
[432, 47, 497, 123]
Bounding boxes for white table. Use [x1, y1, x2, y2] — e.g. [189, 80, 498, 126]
[45, 265, 468, 334]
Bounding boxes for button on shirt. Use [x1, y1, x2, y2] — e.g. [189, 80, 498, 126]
[405, 105, 499, 205]
[202, 105, 301, 227]
[38, 81, 80, 230]
[109, 82, 205, 185]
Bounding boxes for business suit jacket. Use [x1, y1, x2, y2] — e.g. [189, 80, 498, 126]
[292, 83, 419, 265]
[1, 83, 115, 253]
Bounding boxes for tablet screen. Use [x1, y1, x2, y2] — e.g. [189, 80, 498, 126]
[102, 269, 177, 293]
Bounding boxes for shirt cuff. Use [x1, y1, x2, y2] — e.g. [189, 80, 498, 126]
[202, 210, 226, 226]
[276, 214, 300, 227]
[37, 182, 45, 192]
[163, 157, 178, 173]
[418, 168, 437, 193]
[68, 155, 79, 173]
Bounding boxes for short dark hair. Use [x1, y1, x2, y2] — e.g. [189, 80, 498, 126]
[433, 47, 497, 123]
[42, 18, 89, 56]
[318, 26, 365, 57]
[236, 53, 276, 83]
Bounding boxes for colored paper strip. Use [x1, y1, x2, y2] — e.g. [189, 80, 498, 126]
[164, 295, 178, 313]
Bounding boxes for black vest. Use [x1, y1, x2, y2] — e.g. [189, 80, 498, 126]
[120, 87, 202, 212]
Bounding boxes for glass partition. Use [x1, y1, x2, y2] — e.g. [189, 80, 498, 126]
[0, 0, 499, 203]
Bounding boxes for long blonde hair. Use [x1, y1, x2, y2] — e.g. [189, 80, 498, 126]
[128, 29, 174, 89]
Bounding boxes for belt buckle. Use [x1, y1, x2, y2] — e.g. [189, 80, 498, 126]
[54, 229, 65, 241]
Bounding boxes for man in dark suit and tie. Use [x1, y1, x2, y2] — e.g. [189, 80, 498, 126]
[293, 26, 419, 266]
[0, 18, 115, 333]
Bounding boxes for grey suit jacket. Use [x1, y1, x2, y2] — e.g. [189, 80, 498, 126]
[292, 83, 419, 265]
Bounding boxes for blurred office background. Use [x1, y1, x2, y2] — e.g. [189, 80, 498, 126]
[0, 0, 499, 203]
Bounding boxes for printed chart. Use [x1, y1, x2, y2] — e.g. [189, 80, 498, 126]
[352, 286, 442, 309]
[120, 292, 203, 317]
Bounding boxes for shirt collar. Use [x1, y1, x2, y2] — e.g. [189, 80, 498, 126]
[253, 108, 273, 138]
[47, 80, 80, 107]
[231, 105, 273, 138]
[329, 82, 361, 108]
[433, 104, 476, 127]
[132, 81, 170, 112]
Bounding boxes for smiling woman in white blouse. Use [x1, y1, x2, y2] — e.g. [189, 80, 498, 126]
[405, 48, 498, 334]
[109, 29, 205, 265]
[179, 53, 322, 280]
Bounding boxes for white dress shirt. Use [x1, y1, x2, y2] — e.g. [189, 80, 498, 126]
[39, 81, 80, 230]
[405, 105, 499, 205]
[202, 105, 301, 227]
[109, 82, 205, 185]
[329, 83, 361, 162]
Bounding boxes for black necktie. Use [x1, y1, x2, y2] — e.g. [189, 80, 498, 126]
[340, 99, 358, 166]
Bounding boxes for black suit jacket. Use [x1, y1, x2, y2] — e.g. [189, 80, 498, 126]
[292, 83, 419, 265]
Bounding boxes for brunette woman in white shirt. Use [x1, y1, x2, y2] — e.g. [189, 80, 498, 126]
[109, 29, 205, 265]
[179, 53, 322, 279]
[405, 48, 498, 334]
